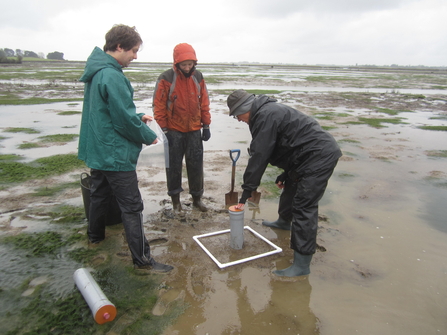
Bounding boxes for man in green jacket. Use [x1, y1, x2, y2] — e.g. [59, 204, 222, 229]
[78, 24, 173, 272]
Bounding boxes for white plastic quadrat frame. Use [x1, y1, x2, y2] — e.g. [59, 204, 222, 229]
[193, 226, 282, 269]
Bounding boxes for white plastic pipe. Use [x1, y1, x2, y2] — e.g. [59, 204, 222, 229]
[193, 226, 282, 269]
[229, 206, 244, 249]
[73, 268, 117, 324]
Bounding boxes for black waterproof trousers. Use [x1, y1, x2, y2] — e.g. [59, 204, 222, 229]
[279, 159, 339, 255]
[165, 130, 204, 197]
[87, 169, 151, 266]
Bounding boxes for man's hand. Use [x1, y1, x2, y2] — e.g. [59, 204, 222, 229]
[276, 180, 285, 189]
[275, 172, 286, 189]
[141, 115, 154, 124]
[234, 203, 245, 210]
[151, 138, 158, 145]
[202, 127, 211, 141]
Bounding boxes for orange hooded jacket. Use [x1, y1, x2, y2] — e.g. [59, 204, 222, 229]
[153, 43, 211, 132]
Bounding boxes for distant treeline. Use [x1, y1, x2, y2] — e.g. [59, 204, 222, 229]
[0, 48, 65, 63]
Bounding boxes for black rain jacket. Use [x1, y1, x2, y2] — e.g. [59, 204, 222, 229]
[241, 95, 342, 195]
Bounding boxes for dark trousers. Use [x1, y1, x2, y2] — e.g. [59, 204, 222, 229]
[88, 169, 151, 266]
[279, 159, 339, 255]
[165, 130, 204, 197]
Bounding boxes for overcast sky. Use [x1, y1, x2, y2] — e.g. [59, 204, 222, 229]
[1, 0, 446, 66]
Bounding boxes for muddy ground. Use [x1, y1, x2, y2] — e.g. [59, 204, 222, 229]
[1, 63, 447, 334]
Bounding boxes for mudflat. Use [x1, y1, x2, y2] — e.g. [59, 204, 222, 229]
[0, 62, 446, 335]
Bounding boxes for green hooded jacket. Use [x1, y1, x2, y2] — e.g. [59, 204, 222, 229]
[78, 47, 157, 171]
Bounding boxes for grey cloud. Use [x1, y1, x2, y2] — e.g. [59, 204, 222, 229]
[0, 2, 44, 29]
[0, 0, 106, 29]
[232, 0, 419, 18]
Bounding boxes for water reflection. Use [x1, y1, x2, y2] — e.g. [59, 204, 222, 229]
[417, 179, 447, 233]
[208, 83, 447, 95]
[1, 64, 447, 334]
[179, 267, 318, 335]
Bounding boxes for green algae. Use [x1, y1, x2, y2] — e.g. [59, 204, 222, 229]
[18, 143, 42, 149]
[418, 126, 447, 131]
[3, 231, 66, 256]
[343, 117, 407, 128]
[3, 127, 40, 134]
[425, 150, 447, 158]
[0, 154, 86, 184]
[57, 111, 82, 115]
[31, 181, 79, 197]
[38, 134, 79, 143]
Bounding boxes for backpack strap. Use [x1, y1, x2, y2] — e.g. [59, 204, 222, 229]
[154, 68, 202, 113]
[191, 72, 201, 98]
[167, 71, 178, 112]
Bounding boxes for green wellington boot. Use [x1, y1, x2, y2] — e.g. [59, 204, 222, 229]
[262, 216, 291, 230]
[273, 251, 313, 277]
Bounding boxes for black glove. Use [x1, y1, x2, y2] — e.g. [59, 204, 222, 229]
[239, 189, 252, 204]
[275, 172, 286, 184]
[202, 127, 211, 141]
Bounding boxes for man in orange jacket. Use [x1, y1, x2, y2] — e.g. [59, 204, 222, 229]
[153, 43, 211, 213]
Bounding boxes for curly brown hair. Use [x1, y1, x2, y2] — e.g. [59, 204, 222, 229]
[103, 24, 143, 52]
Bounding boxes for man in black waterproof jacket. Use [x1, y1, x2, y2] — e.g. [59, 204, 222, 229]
[227, 89, 342, 277]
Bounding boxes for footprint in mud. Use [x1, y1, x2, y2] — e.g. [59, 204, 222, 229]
[149, 237, 168, 245]
[21, 276, 49, 297]
[91, 254, 106, 266]
[186, 266, 209, 299]
[152, 288, 185, 316]
[353, 263, 374, 278]
[108, 311, 140, 333]
[116, 251, 130, 258]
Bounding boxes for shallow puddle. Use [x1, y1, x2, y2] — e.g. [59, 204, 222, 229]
[0, 64, 446, 334]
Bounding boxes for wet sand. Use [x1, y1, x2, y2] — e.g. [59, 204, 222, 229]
[143, 102, 447, 335]
[1, 64, 446, 334]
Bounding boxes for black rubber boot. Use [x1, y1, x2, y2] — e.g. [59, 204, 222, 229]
[192, 195, 208, 212]
[135, 257, 174, 273]
[273, 251, 313, 277]
[262, 216, 291, 230]
[123, 213, 154, 267]
[171, 194, 183, 213]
